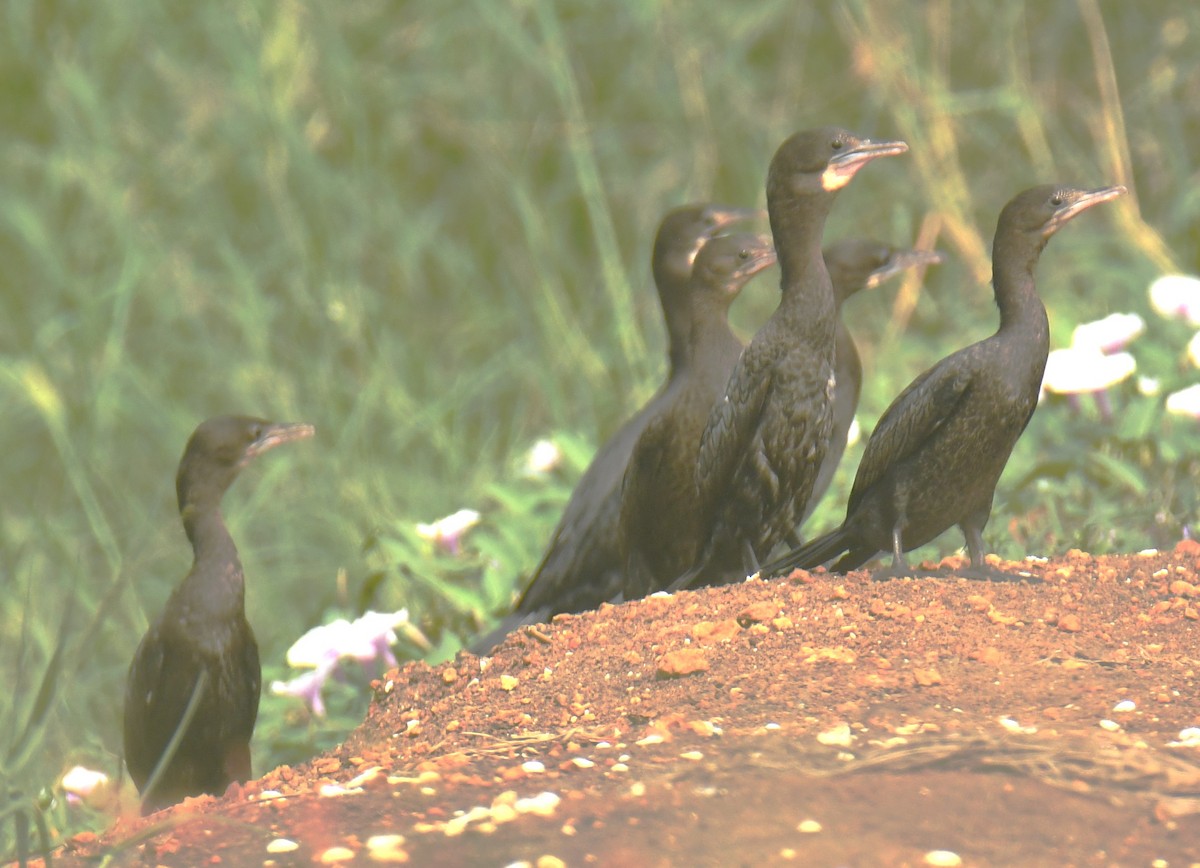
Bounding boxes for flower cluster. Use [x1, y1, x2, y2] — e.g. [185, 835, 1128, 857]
[271, 609, 429, 717]
[1042, 274, 1200, 420]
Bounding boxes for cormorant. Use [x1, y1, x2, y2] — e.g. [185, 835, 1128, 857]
[763, 184, 1126, 581]
[124, 415, 314, 813]
[472, 204, 760, 651]
[619, 232, 777, 598]
[670, 127, 908, 591]
[802, 240, 945, 527]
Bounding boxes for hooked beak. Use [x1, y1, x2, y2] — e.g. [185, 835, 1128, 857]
[865, 249, 945, 290]
[243, 421, 316, 464]
[1043, 185, 1127, 236]
[822, 139, 909, 191]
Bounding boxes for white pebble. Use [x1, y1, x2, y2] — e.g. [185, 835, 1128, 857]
[266, 838, 299, 854]
[816, 723, 854, 747]
[924, 850, 963, 867]
[797, 819, 822, 833]
[1112, 700, 1136, 713]
[522, 760, 546, 774]
[1098, 719, 1121, 732]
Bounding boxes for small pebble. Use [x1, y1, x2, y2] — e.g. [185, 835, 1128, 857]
[816, 723, 854, 747]
[571, 757, 595, 769]
[797, 819, 822, 833]
[1112, 700, 1136, 713]
[522, 760, 546, 774]
[1099, 719, 1121, 732]
[924, 850, 963, 867]
[680, 750, 704, 761]
[365, 833, 409, 863]
[266, 838, 299, 854]
[516, 792, 562, 817]
[318, 846, 357, 864]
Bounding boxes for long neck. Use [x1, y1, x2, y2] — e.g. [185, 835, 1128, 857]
[681, 295, 741, 377]
[991, 231, 1050, 336]
[653, 264, 691, 379]
[174, 491, 245, 621]
[769, 190, 836, 334]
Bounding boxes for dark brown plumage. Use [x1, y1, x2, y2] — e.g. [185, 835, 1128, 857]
[618, 232, 777, 598]
[670, 127, 908, 591]
[124, 415, 313, 813]
[764, 184, 1125, 581]
[802, 240, 945, 528]
[470, 205, 760, 651]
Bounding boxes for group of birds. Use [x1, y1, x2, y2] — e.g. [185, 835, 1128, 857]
[478, 125, 1124, 649]
[121, 124, 1124, 815]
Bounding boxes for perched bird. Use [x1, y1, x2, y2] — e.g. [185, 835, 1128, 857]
[472, 203, 760, 651]
[670, 127, 908, 591]
[619, 232, 777, 598]
[124, 416, 314, 813]
[801, 240, 945, 527]
[763, 184, 1126, 581]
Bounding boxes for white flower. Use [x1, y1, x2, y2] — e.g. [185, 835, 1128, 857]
[1137, 376, 1161, 396]
[1166, 383, 1200, 419]
[1042, 347, 1136, 395]
[1188, 331, 1200, 368]
[524, 439, 562, 476]
[1070, 312, 1144, 353]
[1149, 274, 1200, 325]
[286, 618, 356, 668]
[276, 609, 429, 716]
[286, 609, 424, 669]
[61, 766, 110, 806]
[271, 659, 338, 717]
[416, 508, 480, 555]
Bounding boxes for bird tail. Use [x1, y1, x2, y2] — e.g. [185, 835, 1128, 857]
[761, 526, 852, 576]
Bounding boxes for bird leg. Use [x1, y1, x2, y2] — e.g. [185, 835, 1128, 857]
[936, 522, 1041, 583]
[866, 523, 916, 581]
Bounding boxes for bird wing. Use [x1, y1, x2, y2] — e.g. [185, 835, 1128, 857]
[847, 352, 976, 514]
[694, 356, 773, 510]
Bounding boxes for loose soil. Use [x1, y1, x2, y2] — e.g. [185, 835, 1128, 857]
[55, 545, 1200, 867]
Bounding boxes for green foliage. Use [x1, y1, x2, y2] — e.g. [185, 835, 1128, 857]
[1, 0, 1198, 858]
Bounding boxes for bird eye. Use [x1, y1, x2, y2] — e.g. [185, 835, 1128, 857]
[738, 249, 751, 260]
[1050, 194, 1063, 206]
[831, 140, 844, 150]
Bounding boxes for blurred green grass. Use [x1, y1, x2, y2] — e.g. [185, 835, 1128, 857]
[1, 0, 1198, 854]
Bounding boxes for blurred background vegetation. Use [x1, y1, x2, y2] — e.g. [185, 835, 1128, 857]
[1, 0, 1198, 855]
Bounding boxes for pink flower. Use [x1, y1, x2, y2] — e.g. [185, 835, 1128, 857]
[415, 508, 480, 555]
[271, 659, 338, 717]
[61, 765, 110, 807]
[1070, 312, 1144, 353]
[1149, 274, 1200, 325]
[523, 439, 563, 476]
[1166, 384, 1200, 419]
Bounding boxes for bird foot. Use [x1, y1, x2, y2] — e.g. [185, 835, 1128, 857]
[864, 563, 923, 582]
[930, 563, 1043, 584]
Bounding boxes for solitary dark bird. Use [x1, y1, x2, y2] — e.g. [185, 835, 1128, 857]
[802, 239, 945, 527]
[670, 127, 908, 591]
[619, 232, 777, 598]
[764, 184, 1125, 581]
[472, 204, 759, 650]
[124, 415, 314, 813]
